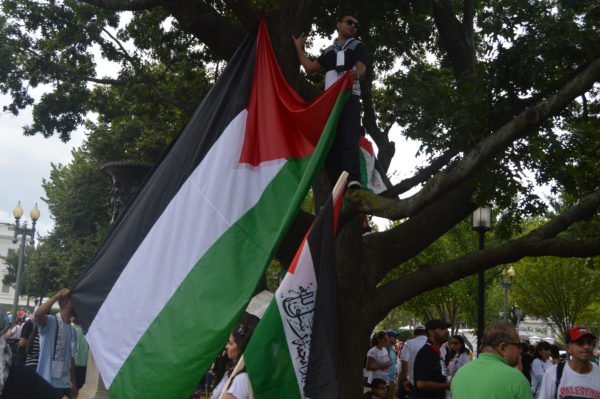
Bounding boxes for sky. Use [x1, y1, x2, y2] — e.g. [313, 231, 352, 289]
[0, 93, 86, 236]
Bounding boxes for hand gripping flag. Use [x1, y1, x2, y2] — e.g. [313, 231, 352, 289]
[243, 173, 346, 399]
[70, 18, 353, 399]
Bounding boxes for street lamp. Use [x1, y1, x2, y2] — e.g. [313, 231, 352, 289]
[472, 205, 492, 354]
[11, 202, 40, 321]
[499, 266, 515, 319]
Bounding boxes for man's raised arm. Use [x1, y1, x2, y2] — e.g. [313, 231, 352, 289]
[34, 288, 70, 326]
[292, 33, 324, 74]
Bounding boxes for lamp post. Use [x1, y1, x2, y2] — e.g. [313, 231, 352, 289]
[499, 266, 515, 319]
[11, 202, 40, 320]
[472, 205, 492, 354]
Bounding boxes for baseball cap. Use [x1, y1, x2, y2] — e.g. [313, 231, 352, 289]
[567, 326, 596, 343]
[386, 330, 399, 337]
[425, 319, 451, 330]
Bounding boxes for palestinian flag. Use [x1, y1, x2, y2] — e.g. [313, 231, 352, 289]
[70, 18, 353, 399]
[244, 183, 344, 399]
[359, 136, 392, 194]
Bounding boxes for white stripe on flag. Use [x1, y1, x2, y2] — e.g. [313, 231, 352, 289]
[275, 242, 317, 398]
[86, 110, 286, 386]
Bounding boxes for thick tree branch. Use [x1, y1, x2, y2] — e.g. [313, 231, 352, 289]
[76, 0, 163, 11]
[432, 0, 476, 80]
[463, 0, 475, 44]
[361, 67, 395, 171]
[363, 186, 476, 284]
[222, 0, 259, 31]
[164, 2, 246, 61]
[347, 55, 600, 219]
[373, 189, 600, 317]
[79, 0, 245, 61]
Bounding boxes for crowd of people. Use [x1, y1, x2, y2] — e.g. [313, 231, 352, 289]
[2, 289, 88, 399]
[363, 320, 600, 399]
[3, 293, 600, 399]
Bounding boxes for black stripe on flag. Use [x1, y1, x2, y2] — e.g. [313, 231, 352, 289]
[304, 194, 342, 399]
[71, 25, 258, 332]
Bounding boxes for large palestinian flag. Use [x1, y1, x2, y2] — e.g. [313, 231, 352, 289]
[244, 182, 344, 399]
[70, 18, 353, 399]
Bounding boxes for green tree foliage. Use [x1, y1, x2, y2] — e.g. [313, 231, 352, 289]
[512, 256, 600, 341]
[0, 242, 60, 299]
[389, 220, 503, 332]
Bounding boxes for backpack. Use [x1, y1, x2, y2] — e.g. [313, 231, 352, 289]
[554, 361, 565, 399]
[26, 322, 38, 356]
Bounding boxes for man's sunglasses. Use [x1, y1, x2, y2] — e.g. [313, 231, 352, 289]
[344, 19, 359, 28]
[572, 339, 597, 347]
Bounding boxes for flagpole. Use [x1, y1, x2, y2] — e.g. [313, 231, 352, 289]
[217, 171, 348, 399]
[331, 171, 349, 203]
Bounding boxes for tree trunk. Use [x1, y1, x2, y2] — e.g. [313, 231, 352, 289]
[337, 216, 377, 399]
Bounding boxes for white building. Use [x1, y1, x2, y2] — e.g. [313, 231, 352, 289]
[518, 316, 558, 344]
[0, 222, 30, 309]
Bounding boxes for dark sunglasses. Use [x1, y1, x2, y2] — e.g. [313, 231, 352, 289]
[572, 339, 597, 347]
[344, 19, 359, 28]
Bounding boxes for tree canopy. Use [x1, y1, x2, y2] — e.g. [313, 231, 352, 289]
[2, 0, 600, 396]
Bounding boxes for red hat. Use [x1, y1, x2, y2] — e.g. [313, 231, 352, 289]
[568, 326, 596, 343]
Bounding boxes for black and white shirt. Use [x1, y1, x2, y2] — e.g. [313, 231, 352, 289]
[317, 38, 368, 96]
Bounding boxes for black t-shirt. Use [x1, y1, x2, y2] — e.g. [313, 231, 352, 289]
[2, 364, 64, 399]
[413, 342, 447, 399]
[316, 39, 368, 72]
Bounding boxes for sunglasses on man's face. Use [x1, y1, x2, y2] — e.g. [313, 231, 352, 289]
[344, 19, 359, 28]
[572, 339, 597, 347]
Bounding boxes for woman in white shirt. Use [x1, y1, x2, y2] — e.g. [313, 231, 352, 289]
[211, 324, 253, 399]
[365, 331, 391, 386]
[448, 335, 471, 379]
[531, 340, 552, 398]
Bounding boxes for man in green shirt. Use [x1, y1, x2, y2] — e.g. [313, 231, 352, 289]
[72, 318, 89, 390]
[451, 321, 533, 399]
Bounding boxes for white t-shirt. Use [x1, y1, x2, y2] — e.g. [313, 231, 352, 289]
[448, 352, 470, 377]
[538, 362, 600, 399]
[210, 371, 251, 399]
[399, 335, 427, 384]
[367, 346, 390, 384]
[532, 358, 553, 397]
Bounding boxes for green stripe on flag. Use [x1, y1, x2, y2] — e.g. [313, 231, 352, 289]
[108, 90, 350, 399]
[244, 301, 301, 398]
[359, 148, 375, 194]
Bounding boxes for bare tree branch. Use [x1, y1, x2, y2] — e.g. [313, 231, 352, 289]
[76, 0, 163, 11]
[432, 0, 476, 80]
[347, 55, 600, 219]
[373, 189, 600, 318]
[361, 67, 395, 171]
[381, 147, 460, 198]
[101, 28, 138, 66]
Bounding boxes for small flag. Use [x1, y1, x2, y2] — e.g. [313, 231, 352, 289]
[359, 135, 392, 194]
[244, 174, 345, 399]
